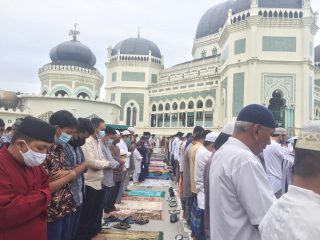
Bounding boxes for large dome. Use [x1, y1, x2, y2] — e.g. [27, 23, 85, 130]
[195, 0, 303, 39]
[50, 40, 96, 68]
[111, 37, 162, 58]
[315, 45, 320, 63]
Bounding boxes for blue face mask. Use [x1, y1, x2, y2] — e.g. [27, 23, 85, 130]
[105, 139, 113, 145]
[98, 131, 105, 139]
[55, 132, 72, 145]
[124, 138, 131, 145]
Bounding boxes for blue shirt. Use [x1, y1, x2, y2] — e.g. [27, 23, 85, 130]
[63, 143, 85, 207]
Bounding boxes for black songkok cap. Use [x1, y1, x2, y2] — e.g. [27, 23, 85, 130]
[105, 126, 116, 135]
[237, 104, 276, 129]
[17, 116, 56, 143]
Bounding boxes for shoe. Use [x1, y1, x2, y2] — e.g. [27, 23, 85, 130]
[101, 222, 112, 229]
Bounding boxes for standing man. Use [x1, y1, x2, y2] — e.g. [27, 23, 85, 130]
[76, 117, 109, 240]
[63, 118, 94, 240]
[173, 132, 183, 181]
[117, 130, 132, 192]
[192, 132, 218, 240]
[260, 121, 320, 239]
[0, 116, 55, 240]
[42, 110, 82, 240]
[209, 104, 276, 240]
[263, 127, 287, 198]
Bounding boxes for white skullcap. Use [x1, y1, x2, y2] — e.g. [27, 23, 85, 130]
[274, 127, 287, 135]
[222, 122, 235, 135]
[205, 132, 219, 142]
[128, 127, 135, 133]
[296, 121, 320, 151]
[115, 130, 120, 136]
[121, 130, 131, 136]
[287, 136, 298, 144]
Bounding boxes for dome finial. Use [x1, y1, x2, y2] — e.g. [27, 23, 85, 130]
[69, 23, 80, 41]
[137, 26, 140, 39]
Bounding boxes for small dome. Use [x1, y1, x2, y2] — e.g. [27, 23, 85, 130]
[315, 45, 320, 63]
[0, 91, 18, 110]
[50, 40, 96, 68]
[111, 37, 161, 58]
[195, 0, 234, 39]
[196, 0, 303, 39]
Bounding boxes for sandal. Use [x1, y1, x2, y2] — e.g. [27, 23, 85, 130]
[101, 222, 112, 229]
[169, 201, 177, 207]
[167, 197, 176, 202]
[135, 217, 149, 225]
[174, 234, 189, 240]
[113, 222, 131, 230]
[169, 210, 180, 223]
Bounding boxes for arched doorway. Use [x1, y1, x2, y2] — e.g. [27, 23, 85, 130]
[268, 90, 286, 127]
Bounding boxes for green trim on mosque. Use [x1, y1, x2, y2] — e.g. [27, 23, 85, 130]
[151, 74, 158, 84]
[111, 93, 115, 102]
[262, 36, 296, 52]
[112, 72, 117, 82]
[122, 72, 145, 82]
[315, 79, 320, 87]
[233, 72, 244, 116]
[221, 46, 229, 65]
[150, 89, 216, 103]
[234, 38, 246, 55]
[221, 78, 228, 117]
[120, 93, 144, 121]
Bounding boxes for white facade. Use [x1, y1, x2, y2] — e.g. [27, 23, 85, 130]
[106, 0, 320, 135]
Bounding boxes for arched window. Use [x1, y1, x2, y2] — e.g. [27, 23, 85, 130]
[242, 14, 245, 20]
[173, 102, 178, 110]
[158, 104, 163, 111]
[180, 102, 186, 110]
[201, 50, 206, 58]
[237, 15, 241, 22]
[196, 100, 203, 109]
[246, 12, 250, 18]
[289, 11, 293, 18]
[126, 107, 131, 126]
[42, 90, 47, 96]
[205, 99, 213, 108]
[299, 12, 303, 18]
[268, 10, 273, 17]
[152, 104, 156, 112]
[55, 90, 68, 97]
[284, 11, 288, 18]
[212, 48, 217, 56]
[132, 107, 137, 126]
[165, 103, 170, 111]
[188, 101, 194, 109]
[233, 17, 237, 23]
[77, 92, 90, 99]
[294, 11, 298, 18]
[279, 11, 283, 18]
[274, 11, 278, 17]
[263, 11, 268, 17]
[258, 10, 262, 16]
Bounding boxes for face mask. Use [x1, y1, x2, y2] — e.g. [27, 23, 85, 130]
[124, 138, 131, 145]
[98, 131, 105, 139]
[105, 139, 113, 145]
[55, 132, 72, 145]
[20, 141, 47, 167]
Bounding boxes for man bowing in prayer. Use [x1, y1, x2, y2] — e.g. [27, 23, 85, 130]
[0, 116, 56, 240]
[209, 104, 276, 240]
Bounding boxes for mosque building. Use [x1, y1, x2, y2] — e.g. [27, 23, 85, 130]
[0, 25, 120, 125]
[1, 0, 320, 136]
[106, 0, 320, 135]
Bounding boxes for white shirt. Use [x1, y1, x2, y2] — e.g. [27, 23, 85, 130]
[179, 140, 187, 172]
[209, 137, 275, 240]
[263, 139, 286, 193]
[195, 145, 212, 209]
[260, 185, 320, 240]
[171, 137, 179, 158]
[117, 139, 130, 168]
[174, 139, 182, 161]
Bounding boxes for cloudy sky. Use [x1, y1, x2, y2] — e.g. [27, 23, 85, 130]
[1, 0, 320, 96]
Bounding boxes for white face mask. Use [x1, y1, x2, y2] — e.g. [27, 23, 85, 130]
[20, 140, 47, 167]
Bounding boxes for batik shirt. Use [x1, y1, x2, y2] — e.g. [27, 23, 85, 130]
[42, 144, 76, 222]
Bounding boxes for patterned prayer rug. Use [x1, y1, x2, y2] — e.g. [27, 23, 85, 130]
[99, 230, 164, 240]
[128, 190, 166, 198]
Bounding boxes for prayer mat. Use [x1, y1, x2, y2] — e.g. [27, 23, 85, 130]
[149, 167, 168, 173]
[100, 230, 163, 240]
[128, 190, 166, 198]
[147, 172, 171, 180]
[108, 209, 163, 220]
[117, 199, 163, 211]
[122, 196, 163, 202]
[130, 179, 170, 187]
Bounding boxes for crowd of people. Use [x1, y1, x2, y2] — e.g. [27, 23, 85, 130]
[0, 103, 319, 240]
[0, 111, 155, 240]
[165, 104, 320, 240]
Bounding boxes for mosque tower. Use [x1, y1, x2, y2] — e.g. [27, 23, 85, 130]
[105, 30, 163, 127]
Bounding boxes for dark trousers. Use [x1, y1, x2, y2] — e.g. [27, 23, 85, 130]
[104, 182, 121, 213]
[47, 213, 74, 240]
[75, 186, 103, 240]
[70, 206, 82, 240]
